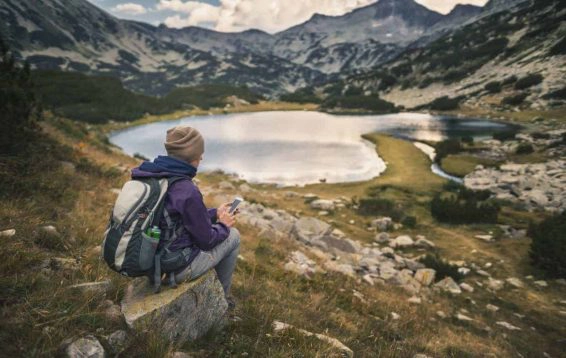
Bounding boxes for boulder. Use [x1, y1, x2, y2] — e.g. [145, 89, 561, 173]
[292, 217, 331, 244]
[64, 335, 105, 358]
[319, 235, 359, 254]
[371, 217, 393, 231]
[414, 269, 436, 286]
[389, 235, 414, 248]
[434, 277, 462, 294]
[121, 271, 227, 343]
[310, 199, 335, 211]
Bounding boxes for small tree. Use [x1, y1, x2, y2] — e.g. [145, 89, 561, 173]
[0, 38, 41, 155]
[529, 211, 566, 278]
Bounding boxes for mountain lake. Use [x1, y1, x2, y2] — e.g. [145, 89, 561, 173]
[110, 111, 517, 186]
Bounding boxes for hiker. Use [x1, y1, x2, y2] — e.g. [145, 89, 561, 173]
[130, 125, 240, 306]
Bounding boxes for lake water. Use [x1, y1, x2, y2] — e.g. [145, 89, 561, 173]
[110, 111, 514, 186]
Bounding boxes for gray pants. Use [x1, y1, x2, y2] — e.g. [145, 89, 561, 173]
[176, 228, 240, 296]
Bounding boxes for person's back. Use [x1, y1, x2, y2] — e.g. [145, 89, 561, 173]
[131, 126, 240, 307]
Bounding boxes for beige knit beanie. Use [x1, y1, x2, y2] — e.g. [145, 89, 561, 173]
[164, 126, 205, 163]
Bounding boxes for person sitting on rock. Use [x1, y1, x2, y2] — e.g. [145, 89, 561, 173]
[131, 125, 240, 308]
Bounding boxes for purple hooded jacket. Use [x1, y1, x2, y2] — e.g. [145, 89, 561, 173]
[131, 156, 230, 263]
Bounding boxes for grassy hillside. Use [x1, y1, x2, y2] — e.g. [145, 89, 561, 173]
[33, 70, 263, 123]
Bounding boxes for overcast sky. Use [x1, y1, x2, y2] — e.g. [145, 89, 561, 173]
[88, 0, 489, 33]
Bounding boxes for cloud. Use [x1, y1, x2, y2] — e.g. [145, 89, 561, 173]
[157, 0, 378, 33]
[112, 3, 148, 15]
[415, 0, 489, 14]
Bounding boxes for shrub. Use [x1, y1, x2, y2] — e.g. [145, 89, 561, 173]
[418, 77, 434, 89]
[484, 81, 502, 93]
[280, 87, 321, 104]
[358, 198, 403, 221]
[461, 136, 474, 145]
[435, 139, 462, 162]
[492, 131, 516, 141]
[430, 192, 499, 224]
[321, 94, 397, 113]
[542, 86, 566, 100]
[419, 254, 463, 282]
[429, 96, 461, 111]
[515, 143, 534, 154]
[401, 216, 417, 228]
[529, 211, 566, 278]
[0, 38, 41, 155]
[514, 73, 543, 90]
[531, 132, 550, 140]
[501, 75, 518, 85]
[502, 93, 528, 106]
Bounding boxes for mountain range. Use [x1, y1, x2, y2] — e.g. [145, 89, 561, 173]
[0, 0, 533, 96]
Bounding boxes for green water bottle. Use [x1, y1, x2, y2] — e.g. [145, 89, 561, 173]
[147, 226, 161, 240]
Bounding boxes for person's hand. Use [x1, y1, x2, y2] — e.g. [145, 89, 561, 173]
[218, 209, 236, 227]
[217, 202, 232, 217]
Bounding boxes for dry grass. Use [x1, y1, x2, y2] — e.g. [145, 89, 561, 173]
[1, 116, 565, 357]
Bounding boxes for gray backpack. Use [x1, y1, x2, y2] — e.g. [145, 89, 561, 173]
[102, 176, 192, 292]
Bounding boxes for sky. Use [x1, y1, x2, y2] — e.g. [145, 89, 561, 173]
[87, 0, 490, 33]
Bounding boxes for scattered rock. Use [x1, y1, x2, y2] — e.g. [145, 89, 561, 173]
[389, 235, 414, 248]
[374, 232, 390, 244]
[121, 270, 227, 343]
[323, 261, 356, 277]
[408, 296, 422, 304]
[487, 278, 505, 291]
[460, 283, 474, 293]
[414, 269, 436, 286]
[0, 229, 16, 238]
[64, 335, 105, 358]
[534, 280, 548, 288]
[303, 193, 319, 203]
[40, 225, 60, 238]
[106, 330, 127, 354]
[371, 217, 393, 231]
[239, 183, 253, 193]
[506, 277, 524, 289]
[415, 236, 435, 249]
[456, 313, 474, 322]
[284, 251, 317, 278]
[496, 321, 521, 331]
[362, 274, 374, 286]
[436, 311, 447, 319]
[434, 277, 462, 294]
[476, 269, 491, 277]
[272, 320, 353, 358]
[60, 161, 77, 174]
[474, 235, 493, 242]
[458, 267, 471, 276]
[101, 300, 122, 322]
[486, 304, 500, 312]
[391, 312, 400, 320]
[171, 352, 192, 358]
[310, 199, 335, 211]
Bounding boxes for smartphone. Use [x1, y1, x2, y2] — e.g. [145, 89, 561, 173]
[229, 197, 244, 214]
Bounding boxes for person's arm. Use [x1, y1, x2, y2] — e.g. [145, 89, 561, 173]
[169, 182, 230, 251]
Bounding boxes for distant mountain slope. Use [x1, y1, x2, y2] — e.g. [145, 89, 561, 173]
[0, 0, 531, 96]
[316, 0, 565, 111]
[0, 0, 325, 96]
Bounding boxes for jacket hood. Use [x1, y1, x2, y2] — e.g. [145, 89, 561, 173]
[131, 155, 197, 179]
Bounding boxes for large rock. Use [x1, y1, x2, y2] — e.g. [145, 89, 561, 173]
[371, 217, 393, 231]
[64, 335, 105, 358]
[121, 271, 227, 343]
[389, 235, 414, 248]
[310, 199, 335, 211]
[292, 217, 331, 244]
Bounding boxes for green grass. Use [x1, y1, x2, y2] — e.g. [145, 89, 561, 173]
[441, 154, 500, 177]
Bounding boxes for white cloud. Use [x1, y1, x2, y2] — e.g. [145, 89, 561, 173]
[415, 0, 489, 14]
[112, 3, 148, 15]
[158, 0, 377, 33]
